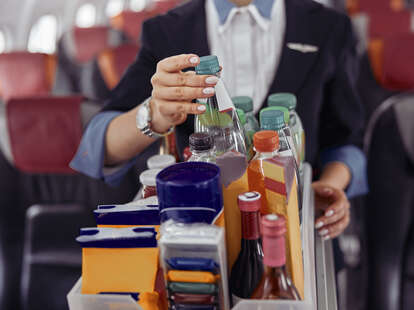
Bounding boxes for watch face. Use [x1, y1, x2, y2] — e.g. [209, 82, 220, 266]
[137, 105, 150, 129]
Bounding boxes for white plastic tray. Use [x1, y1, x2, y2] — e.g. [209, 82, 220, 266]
[67, 163, 316, 310]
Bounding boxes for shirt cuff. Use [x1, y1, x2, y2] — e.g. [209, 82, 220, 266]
[70, 111, 137, 187]
[320, 145, 369, 198]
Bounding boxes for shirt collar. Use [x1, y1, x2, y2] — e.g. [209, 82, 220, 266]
[213, 0, 275, 24]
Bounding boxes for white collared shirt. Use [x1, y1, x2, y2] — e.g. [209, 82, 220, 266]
[205, 0, 286, 114]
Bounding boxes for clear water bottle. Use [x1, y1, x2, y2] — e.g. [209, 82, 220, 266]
[188, 133, 216, 163]
[194, 55, 247, 156]
[260, 108, 302, 209]
[232, 96, 260, 143]
[268, 93, 305, 165]
[236, 109, 253, 160]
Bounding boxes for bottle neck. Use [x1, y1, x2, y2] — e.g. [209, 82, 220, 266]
[254, 149, 279, 159]
[263, 265, 290, 286]
[240, 210, 260, 240]
[190, 148, 213, 156]
[262, 235, 286, 267]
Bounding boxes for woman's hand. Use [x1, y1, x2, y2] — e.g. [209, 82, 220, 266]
[150, 54, 219, 133]
[313, 181, 351, 241]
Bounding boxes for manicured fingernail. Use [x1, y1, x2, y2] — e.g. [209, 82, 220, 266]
[189, 56, 199, 64]
[323, 235, 331, 241]
[197, 105, 206, 111]
[323, 188, 333, 194]
[203, 87, 215, 95]
[319, 229, 329, 236]
[325, 210, 334, 217]
[205, 76, 219, 84]
[315, 221, 324, 229]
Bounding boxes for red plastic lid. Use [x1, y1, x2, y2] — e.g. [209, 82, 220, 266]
[253, 130, 279, 152]
[237, 192, 261, 212]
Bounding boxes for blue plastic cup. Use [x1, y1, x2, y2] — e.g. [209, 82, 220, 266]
[156, 162, 223, 224]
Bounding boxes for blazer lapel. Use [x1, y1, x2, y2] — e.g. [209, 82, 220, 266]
[266, 0, 326, 101]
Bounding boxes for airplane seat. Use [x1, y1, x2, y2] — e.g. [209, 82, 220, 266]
[55, 26, 127, 98]
[80, 43, 140, 101]
[364, 92, 414, 310]
[0, 52, 57, 102]
[0, 96, 141, 310]
[148, 0, 183, 15]
[110, 10, 152, 42]
[346, 0, 406, 15]
[20, 204, 94, 310]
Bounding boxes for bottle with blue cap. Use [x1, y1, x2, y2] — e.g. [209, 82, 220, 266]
[194, 55, 247, 156]
[232, 96, 260, 142]
[268, 93, 305, 166]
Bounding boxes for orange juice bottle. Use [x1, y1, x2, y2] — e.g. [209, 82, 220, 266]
[248, 131, 280, 215]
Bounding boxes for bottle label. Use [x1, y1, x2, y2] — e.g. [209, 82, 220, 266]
[215, 79, 235, 112]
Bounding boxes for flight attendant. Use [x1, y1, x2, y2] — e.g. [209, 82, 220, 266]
[71, 0, 368, 242]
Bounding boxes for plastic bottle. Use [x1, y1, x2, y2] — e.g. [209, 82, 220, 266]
[247, 131, 281, 214]
[188, 133, 216, 163]
[268, 93, 305, 166]
[236, 109, 253, 160]
[194, 55, 247, 156]
[260, 109, 302, 208]
[232, 96, 260, 145]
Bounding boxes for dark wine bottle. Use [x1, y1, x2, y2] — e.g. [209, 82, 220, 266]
[251, 214, 301, 300]
[229, 191, 264, 301]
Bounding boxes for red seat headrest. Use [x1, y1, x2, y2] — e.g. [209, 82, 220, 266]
[368, 10, 412, 38]
[72, 26, 123, 63]
[368, 34, 414, 90]
[0, 52, 56, 101]
[149, 0, 181, 15]
[347, 0, 405, 15]
[6, 96, 83, 174]
[97, 43, 140, 89]
[110, 11, 152, 41]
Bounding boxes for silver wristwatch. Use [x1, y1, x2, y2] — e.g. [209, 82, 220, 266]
[136, 97, 174, 138]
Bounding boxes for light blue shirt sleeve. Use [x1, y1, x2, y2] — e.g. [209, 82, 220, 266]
[320, 145, 369, 198]
[70, 111, 138, 187]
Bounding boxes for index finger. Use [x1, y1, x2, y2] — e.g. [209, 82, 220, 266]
[157, 54, 200, 73]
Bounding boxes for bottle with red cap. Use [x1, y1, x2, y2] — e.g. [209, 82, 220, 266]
[247, 130, 281, 214]
[229, 191, 264, 302]
[251, 214, 300, 300]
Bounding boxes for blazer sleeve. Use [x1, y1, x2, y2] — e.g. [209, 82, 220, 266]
[70, 19, 163, 185]
[319, 16, 368, 197]
[319, 16, 365, 150]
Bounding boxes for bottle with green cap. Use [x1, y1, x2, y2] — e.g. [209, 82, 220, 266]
[236, 108, 253, 160]
[194, 55, 247, 156]
[260, 106, 300, 169]
[260, 108, 303, 210]
[232, 96, 260, 141]
[268, 93, 305, 165]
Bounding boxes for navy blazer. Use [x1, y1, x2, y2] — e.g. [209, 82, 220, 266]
[102, 0, 364, 168]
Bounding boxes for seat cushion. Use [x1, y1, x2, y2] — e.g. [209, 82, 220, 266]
[0, 52, 56, 101]
[6, 96, 83, 174]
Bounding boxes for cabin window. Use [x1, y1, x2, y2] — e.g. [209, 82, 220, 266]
[130, 0, 147, 12]
[27, 15, 57, 54]
[106, 0, 125, 17]
[76, 3, 97, 28]
[0, 30, 6, 53]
